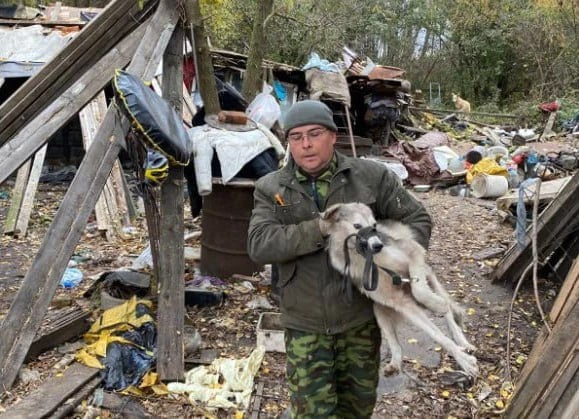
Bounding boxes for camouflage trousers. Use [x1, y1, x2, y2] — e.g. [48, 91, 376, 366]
[285, 320, 381, 418]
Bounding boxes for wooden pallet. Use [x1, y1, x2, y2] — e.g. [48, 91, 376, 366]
[26, 306, 91, 361]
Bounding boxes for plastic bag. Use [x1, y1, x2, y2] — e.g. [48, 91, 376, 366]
[245, 84, 281, 129]
[302, 52, 340, 73]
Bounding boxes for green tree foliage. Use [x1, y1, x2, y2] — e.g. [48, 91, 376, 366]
[52, 0, 578, 107]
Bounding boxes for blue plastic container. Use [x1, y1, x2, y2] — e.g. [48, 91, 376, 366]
[60, 268, 84, 289]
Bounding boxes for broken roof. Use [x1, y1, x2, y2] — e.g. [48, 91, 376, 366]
[0, 25, 77, 78]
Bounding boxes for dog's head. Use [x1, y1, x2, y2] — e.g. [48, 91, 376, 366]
[320, 203, 384, 254]
[451, 93, 458, 102]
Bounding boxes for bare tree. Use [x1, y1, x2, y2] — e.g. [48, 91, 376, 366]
[241, 0, 274, 102]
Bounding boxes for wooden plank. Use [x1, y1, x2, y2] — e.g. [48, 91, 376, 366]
[506, 300, 579, 418]
[551, 371, 579, 419]
[14, 144, 48, 237]
[496, 176, 571, 211]
[110, 161, 131, 230]
[0, 0, 180, 393]
[80, 92, 132, 239]
[550, 258, 579, 322]
[250, 381, 265, 419]
[0, 363, 100, 419]
[3, 161, 31, 234]
[512, 257, 579, 391]
[25, 307, 91, 361]
[0, 0, 159, 146]
[120, 167, 139, 219]
[409, 105, 519, 119]
[156, 23, 185, 382]
[539, 111, 557, 141]
[51, 376, 102, 419]
[79, 92, 113, 234]
[492, 171, 579, 283]
[535, 349, 579, 418]
[0, 21, 147, 186]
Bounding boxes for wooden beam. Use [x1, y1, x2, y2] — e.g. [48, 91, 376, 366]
[13, 144, 48, 237]
[156, 22, 185, 382]
[506, 259, 579, 417]
[51, 376, 102, 419]
[505, 299, 579, 418]
[0, 0, 159, 146]
[492, 171, 579, 283]
[409, 106, 519, 119]
[3, 160, 31, 234]
[80, 92, 114, 235]
[539, 112, 557, 141]
[0, 0, 180, 393]
[25, 307, 91, 361]
[0, 21, 147, 186]
[0, 364, 100, 419]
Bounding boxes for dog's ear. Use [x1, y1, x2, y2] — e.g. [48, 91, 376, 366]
[320, 204, 342, 221]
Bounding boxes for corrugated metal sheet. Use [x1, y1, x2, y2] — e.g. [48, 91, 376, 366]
[0, 25, 76, 77]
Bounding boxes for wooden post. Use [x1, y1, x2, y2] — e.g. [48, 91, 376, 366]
[0, 0, 180, 393]
[3, 161, 31, 234]
[156, 22, 185, 381]
[14, 144, 48, 237]
[344, 105, 357, 158]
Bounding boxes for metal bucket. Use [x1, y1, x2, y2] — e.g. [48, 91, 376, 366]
[200, 179, 262, 278]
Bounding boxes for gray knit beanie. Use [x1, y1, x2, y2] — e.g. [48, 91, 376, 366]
[283, 100, 338, 137]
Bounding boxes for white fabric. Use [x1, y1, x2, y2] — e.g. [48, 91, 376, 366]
[188, 123, 284, 195]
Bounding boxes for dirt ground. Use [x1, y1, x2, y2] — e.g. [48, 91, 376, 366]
[0, 177, 562, 418]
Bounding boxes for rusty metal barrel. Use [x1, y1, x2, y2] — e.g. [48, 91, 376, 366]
[200, 179, 263, 278]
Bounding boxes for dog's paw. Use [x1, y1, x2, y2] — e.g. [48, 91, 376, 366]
[383, 362, 400, 376]
[461, 342, 477, 353]
[456, 352, 479, 378]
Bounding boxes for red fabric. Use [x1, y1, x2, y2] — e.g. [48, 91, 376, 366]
[538, 101, 560, 113]
[183, 57, 195, 93]
[385, 141, 441, 185]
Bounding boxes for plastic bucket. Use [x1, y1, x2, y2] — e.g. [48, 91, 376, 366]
[471, 174, 509, 198]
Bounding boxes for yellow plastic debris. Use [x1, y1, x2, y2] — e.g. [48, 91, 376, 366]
[466, 158, 508, 184]
[75, 297, 154, 369]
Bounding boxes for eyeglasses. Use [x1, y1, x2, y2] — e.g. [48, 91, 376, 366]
[287, 127, 328, 143]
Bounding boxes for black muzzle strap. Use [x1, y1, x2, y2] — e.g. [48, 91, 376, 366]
[342, 233, 356, 301]
[341, 227, 406, 301]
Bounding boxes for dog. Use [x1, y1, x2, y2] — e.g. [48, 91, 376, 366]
[451, 93, 471, 116]
[319, 203, 478, 377]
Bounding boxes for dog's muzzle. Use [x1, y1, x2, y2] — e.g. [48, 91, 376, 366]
[342, 227, 383, 297]
[342, 226, 405, 301]
[354, 226, 384, 255]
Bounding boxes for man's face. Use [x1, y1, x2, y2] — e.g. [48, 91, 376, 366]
[288, 124, 336, 176]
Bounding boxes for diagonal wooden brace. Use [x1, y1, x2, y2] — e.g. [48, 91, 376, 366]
[0, 0, 180, 393]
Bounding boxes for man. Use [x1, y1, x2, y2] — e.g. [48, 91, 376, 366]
[247, 100, 432, 418]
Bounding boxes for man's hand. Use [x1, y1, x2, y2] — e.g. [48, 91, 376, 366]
[318, 217, 331, 237]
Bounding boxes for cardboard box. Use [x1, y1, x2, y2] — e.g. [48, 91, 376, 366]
[256, 312, 285, 353]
